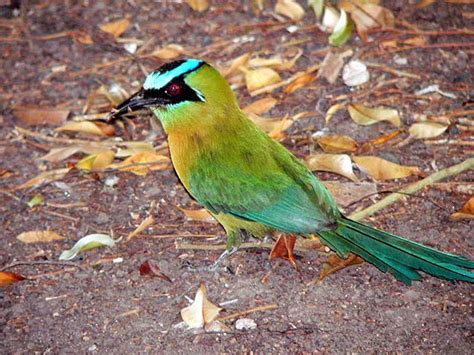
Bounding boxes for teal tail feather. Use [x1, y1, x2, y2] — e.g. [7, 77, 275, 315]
[318, 217, 474, 285]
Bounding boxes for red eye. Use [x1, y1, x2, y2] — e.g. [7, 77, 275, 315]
[167, 83, 182, 96]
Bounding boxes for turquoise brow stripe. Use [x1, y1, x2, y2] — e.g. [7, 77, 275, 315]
[143, 59, 203, 90]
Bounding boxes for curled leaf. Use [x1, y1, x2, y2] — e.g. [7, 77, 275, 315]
[112, 151, 170, 175]
[329, 9, 353, 46]
[408, 122, 447, 139]
[127, 215, 155, 241]
[0, 272, 26, 286]
[186, 0, 209, 12]
[13, 168, 71, 191]
[248, 113, 294, 139]
[325, 103, 346, 124]
[243, 97, 278, 115]
[100, 17, 130, 38]
[316, 135, 358, 153]
[181, 283, 223, 329]
[305, 154, 358, 181]
[152, 44, 186, 60]
[77, 150, 116, 172]
[353, 156, 420, 181]
[179, 208, 216, 223]
[139, 260, 172, 282]
[284, 73, 315, 94]
[275, 0, 305, 21]
[59, 234, 116, 260]
[450, 197, 474, 221]
[56, 121, 111, 136]
[17, 230, 64, 244]
[244, 68, 281, 92]
[348, 104, 401, 127]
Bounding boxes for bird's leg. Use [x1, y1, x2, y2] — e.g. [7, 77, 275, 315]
[207, 229, 243, 271]
[319, 253, 364, 281]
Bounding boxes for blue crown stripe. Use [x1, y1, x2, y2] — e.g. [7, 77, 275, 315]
[143, 59, 203, 90]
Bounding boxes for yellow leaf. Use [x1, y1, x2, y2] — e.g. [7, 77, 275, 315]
[179, 208, 216, 223]
[181, 283, 222, 329]
[353, 156, 420, 181]
[151, 44, 186, 60]
[245, 67, 281, 92]
[220, 53, 251, 78]
[275, 0, 305, 21]
[305, 154, 359, 181]
[317, 49, 353, 84]
[113, 151, 170, 175]
[284, 73, 315, 94]
[13, 106, 69, 126]
[127, 215, 155, 241]
[100, 17, 131, 38]
[408, 122, 447, 139]
[56, 121, 108, 136]
[317, 135, 358, 153]
[186, 0, 209, 12]
[248, 49, 302, 71]
[325, 103, 346, 124]
[115, 141, 156, 158]
[243, 97, 278, 115]
[248, 113, 294, 139]
[13, 168, 71, 191]
[348, 104, 401, 127]
[17, 231, 65, 244]
[450, 197, 474, 221]
[77, 150, 115, 172]
[0, 272, 25, 286]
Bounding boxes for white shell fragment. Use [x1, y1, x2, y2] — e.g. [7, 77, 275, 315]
[235, 318, 257, 331]
[343, 60, 370, 87]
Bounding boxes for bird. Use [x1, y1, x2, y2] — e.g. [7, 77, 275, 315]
[108, 58, 474, 285]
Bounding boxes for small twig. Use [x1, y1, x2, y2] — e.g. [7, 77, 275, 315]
[0, 260, 86, 272]
[218, 304, 278, 321]
[349, 157, 474, 221]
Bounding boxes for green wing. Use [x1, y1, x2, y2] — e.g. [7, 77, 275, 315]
[189, 136, 340, 234]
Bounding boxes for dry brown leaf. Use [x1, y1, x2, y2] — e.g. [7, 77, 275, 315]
[115, 141, 156, 158]
[0, 272, 26, 286]
[99, 17, 131, 38]
[450, 197, 474, 221]
[77, 150, 115, 172]
[325, 103, 346, 124]
[348, 104, 401, 127]
[244, 67, 282, 92]
[408, 122, 448, 139]
[284, 73, 316, 94]
[220, 53, 252, 78]
[248, 113, 294, 139]
[13, 106, 69, 126]
[13, 168, 71, 191]
[71, 30, 94, 45]
[39, 146, 99, 162]
[275, 0, 305, 21]
[186, 0, 209, 11]
[403, 36, 427, 46]
[248, 49, 302, 71]
[56, 121, 109, 136]
[353, 156, 420, 181]
[180, 208, 216, 223]
[316, 135, 358, 153]
[243, 97, 278, 115]
[17, 230, 65, 244]
[317, 50, 353, 84]
[127, 215, 155, 241]
[139, 260, 172, 282]
[151, 44, 186, 60]
[181, 283, 223, 329]
[341, 2, 394, 41]
[323, 181, 377, 207]
[113, 151, 170, 175]
[305, 154, 359, 181]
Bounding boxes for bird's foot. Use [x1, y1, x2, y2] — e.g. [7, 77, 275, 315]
[319, 253, 364, 281]
[182, 247, 239, 273]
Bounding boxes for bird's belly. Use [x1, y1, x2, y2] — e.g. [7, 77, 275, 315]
[212, 212, 271, 239]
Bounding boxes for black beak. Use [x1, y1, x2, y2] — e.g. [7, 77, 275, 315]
[106, 88, 165, 122]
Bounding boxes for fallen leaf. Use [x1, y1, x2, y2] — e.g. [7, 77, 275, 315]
[275, 0, 305, 21]
[323, 181, 378, 207]
[13, 168, 71, 191]
[348, 104, 401, 127]
[152, 44, 186, 60]
[284, 73, 315, 94]
[17, 230, 65, 244]
[243, 97, 278, 115]
[115, 141, 156, 158]
[305, 154, 359, 181]
[71, 30, 94, 45]
[186, 0, 209, 12]
[308, 0, 325, 19]
[59, 234, 116, 260]
[341, 2, 394, 41]
[112, 151, 170, 175]
[179, 208, 216, 223]
[450, 197, 474, 221]
[181, 283, 223, 329]
[139, 260, 172, 282]
[13, 106, 69, 126]
[76, 150, 115, 172]
[0, 272, 26, 286]
[56, 121, 110, 136]
[361, 129, 404, 150]
[244, 67, 281, 92]
[316, 135, 358, 153]
[325, 103, 346, 124]
[127, 215, 155, 241]
[220, 53, 251, 78]
[248, 113, 294, 139]
[329, 9, 353, 46]
[321, 6, 340, 32]
[95, 84, 130, 107]
[353, 156, 420, 181]
[100, 17, 130, 38]
[40, 147, 82, 162]
[408, 122, 448, 139]
[317, 49, 353, 84]
[27, 194, 44, 208]
[248, 49, 303, 71]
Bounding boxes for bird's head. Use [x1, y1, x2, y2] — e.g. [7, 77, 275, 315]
[109, 59, 239, 131]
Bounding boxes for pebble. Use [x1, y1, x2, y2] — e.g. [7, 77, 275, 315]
[235, 318, 257, 331]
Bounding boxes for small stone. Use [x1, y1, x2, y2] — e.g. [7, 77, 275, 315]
[235, 318, 257, 331]
[104, 175, 119, 187]
[343, 60, 370, 87]
[393, 55, 407, 66]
